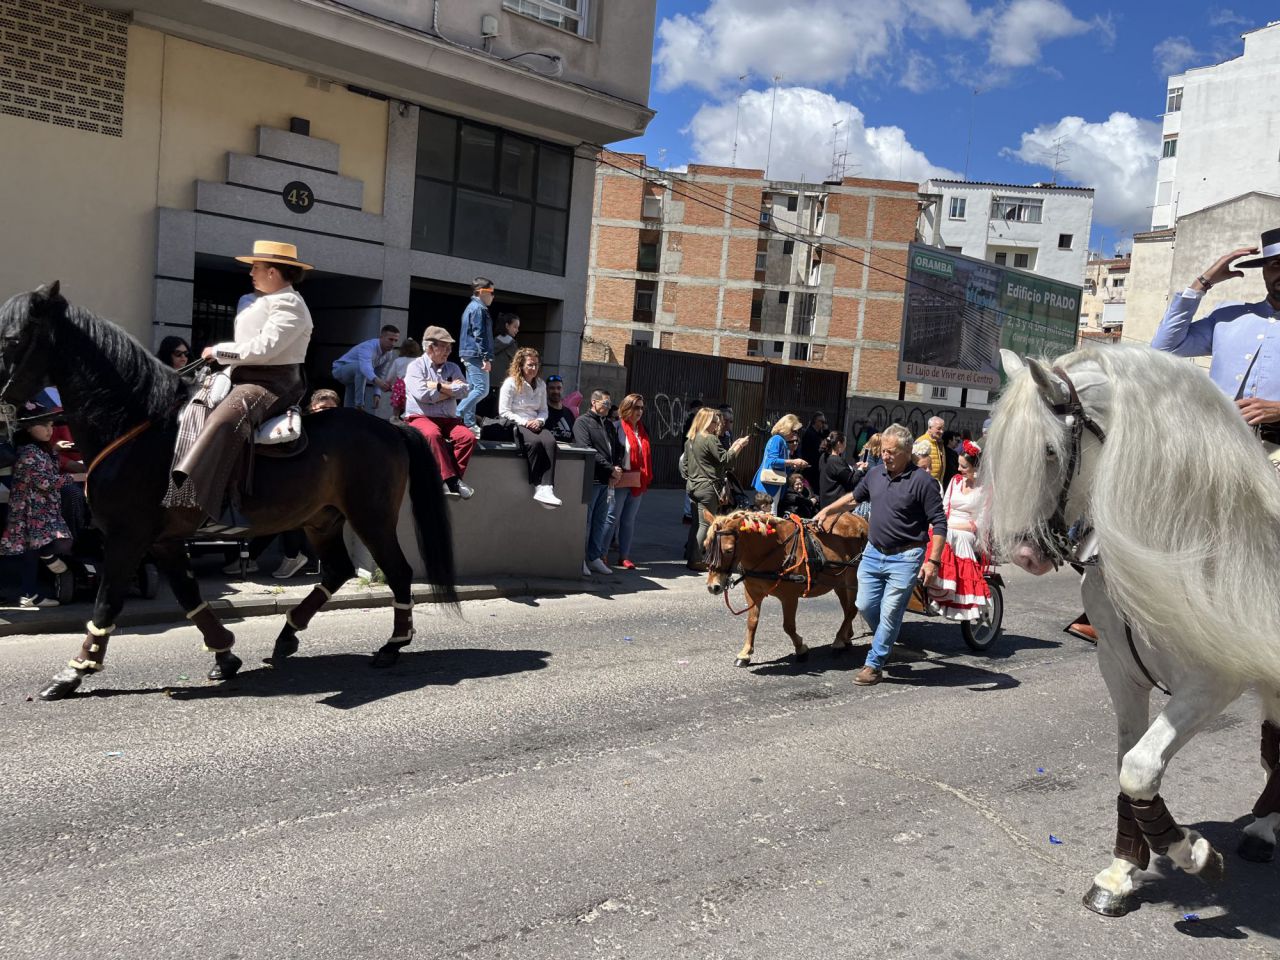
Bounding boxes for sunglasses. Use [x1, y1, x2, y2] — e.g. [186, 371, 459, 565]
[547, 376, 563, 383]
[172, 349, 189, 358]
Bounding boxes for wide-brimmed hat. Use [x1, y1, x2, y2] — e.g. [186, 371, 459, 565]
[235, 240, 313, 270]
[421, 325, 455, 345]
[1236, 228, 1280, 268]
[11, 398, 64, 426]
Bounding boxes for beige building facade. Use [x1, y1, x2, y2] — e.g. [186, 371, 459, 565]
[1079, 254, 1129, 336]
[0, 0, 655, 384]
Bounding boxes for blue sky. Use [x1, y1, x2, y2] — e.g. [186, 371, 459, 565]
[614, 0, 1277, 254]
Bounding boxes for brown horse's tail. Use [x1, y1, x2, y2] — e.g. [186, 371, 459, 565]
[397, 424, 460, 610]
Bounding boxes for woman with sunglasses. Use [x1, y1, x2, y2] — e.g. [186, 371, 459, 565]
[156, 336, 192, 370]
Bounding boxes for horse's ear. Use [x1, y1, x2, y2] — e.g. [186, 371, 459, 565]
[1027, 357, 1068, 406]
[702, 508, 716, 524]
[999, 349, 1025, 377]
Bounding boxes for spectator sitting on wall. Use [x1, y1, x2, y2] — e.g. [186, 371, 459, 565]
[574, 390, 622, 576]
[402, 326, 477, 500]
[544, 374, 576, 442]
[457, 277, 496, 434]
[308, 389, 340, 412]
[498, 347, 561, 508]
[331, 324, 401, 412]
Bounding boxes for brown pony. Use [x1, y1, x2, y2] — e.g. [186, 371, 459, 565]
[703, 510, 868, 666]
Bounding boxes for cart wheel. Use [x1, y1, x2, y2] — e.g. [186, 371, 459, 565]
[138, 563, 161, 599]
[55, 568, 76, 605]
[961, 581, 1003, 652]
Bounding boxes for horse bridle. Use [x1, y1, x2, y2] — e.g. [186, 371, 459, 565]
[1041, 365, 1107, 565]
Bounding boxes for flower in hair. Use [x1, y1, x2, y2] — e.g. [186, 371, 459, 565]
[962, 439, 982, 458]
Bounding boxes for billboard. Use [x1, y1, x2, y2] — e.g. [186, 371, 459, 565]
[897, 243, 1081, 390]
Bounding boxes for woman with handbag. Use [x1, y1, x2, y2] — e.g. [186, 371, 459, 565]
[751, 413, 808, 514]
[684, 408, 750, 570]
[607, 393, 653, 570]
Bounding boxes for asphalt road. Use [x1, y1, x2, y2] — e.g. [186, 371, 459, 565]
[2, 560, 1277, 960]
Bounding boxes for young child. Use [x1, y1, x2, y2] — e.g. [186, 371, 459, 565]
[1, 418, 73, 607]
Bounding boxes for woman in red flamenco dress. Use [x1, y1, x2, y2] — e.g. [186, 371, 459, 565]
[927, 440, 991, 621]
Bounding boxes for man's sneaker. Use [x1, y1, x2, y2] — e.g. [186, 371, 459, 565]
[19, 595, 59, 608]
[589, 557, 612, 575]
[272, 555, 308, 579]
[222, 559, 258, 576]
[582, 561, 592, 577]
[455, 480, 475, 500]
[532, 485, 561, 508]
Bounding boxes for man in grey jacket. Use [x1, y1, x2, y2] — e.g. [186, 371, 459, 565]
[573, 390, 623, 576]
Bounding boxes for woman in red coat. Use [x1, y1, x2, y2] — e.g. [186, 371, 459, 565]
[609, 393, 653, 570]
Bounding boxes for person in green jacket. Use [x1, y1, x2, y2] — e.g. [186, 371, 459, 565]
[684, 407, 749, 570]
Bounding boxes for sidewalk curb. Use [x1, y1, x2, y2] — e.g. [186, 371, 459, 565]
[0, 577, 619, 638]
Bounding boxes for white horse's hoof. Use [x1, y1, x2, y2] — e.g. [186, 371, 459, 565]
[1196, 845, 1226, 884]
[1082, 883, 1135, 917]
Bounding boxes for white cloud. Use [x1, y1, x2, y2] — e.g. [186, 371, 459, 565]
[1002, 112, 1161, 232]
[1208, 7, 1253, 28]
[986, 0, 1092, 68]
[900, 51, 939, 93]
[686, 86, 960, 184]
[655, 0, 1104, 94]
[1153, 36, 1201, 76]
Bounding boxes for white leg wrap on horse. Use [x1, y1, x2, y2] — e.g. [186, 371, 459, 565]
[393, 600, 414, 610]
[185, 601, 210, 620]
[86, 621, 116, 637]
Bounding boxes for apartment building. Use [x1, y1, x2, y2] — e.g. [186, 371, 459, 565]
[1079, 253, 1129, 339]
[585, 156, 921, 401]
[0, 0, 655, 385]
[1151, 20, 1280, 229]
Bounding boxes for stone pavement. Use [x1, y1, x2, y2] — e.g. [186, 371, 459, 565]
[0, 488, 698, 637]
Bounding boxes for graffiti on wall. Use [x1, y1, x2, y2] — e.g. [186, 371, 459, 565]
[844, 403, 988, 453]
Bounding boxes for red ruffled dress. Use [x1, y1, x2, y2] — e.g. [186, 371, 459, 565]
[927, 476, 990, 621]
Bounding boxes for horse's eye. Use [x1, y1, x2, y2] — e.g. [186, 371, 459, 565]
[1045, 446, 1057, 460]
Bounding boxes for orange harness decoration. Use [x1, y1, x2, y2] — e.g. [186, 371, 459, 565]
[84, 420, 151, 505]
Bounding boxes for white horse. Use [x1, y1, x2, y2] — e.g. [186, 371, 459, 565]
[983, 343, 1280, 918]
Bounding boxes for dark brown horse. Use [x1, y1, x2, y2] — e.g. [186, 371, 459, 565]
[0, 283, 457, 700]
[703, 510, 867, 666]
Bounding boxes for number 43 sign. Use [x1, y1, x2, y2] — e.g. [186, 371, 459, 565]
[282, 180, 314, 214]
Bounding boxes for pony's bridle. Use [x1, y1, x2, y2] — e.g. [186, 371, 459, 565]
[1042, 365, 1107, 564]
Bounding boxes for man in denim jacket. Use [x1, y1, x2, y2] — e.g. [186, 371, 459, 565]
[456, 277, 496, 432]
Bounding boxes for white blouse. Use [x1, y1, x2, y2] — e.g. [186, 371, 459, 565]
[498, 376, 548, 426]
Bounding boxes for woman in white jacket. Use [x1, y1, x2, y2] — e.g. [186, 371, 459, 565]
[498, 347, 561, 508]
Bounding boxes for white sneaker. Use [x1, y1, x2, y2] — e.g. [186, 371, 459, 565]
[455, 480, 475, 500]
[582, 561, 592, 577]
[223, 559, 258, 575]
[272, 555, 308, 579]
[20, 595, 59, 608]
[532, 485, 561, 508]
[589, 557, 612, 575]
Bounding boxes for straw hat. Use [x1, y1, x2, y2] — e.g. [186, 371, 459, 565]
[235, 240, 313, 270]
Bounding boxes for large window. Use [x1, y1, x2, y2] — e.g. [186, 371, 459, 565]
[411, 107, 573, 275]
[990, 196, 1043, 223]
[1162, 135, 1178, 159]
[503, 0, 590, 37]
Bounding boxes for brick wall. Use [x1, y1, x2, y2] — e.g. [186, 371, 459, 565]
[591, 276, 636, 323]
[595, 224, 639, 271]
[675, 232, 723, 279]
[862, 298, 903, 344]
[598, 174, 643, 220]
[857, 346, 901, 393]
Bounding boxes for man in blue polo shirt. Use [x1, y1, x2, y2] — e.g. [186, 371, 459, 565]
[815, 422, 946, 686]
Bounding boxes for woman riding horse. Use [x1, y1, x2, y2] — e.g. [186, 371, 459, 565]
[0, 276, 457, 701]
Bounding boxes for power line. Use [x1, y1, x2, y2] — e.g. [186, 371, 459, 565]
[586, 145, 1154, 350]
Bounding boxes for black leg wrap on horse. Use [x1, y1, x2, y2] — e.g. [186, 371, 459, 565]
[286, 585, 332, 632]
[188, 603, 235, 653]
[1130, 794, 1182, 855]
[1263, 721, 1280, 773]
[392, 601, 414, 640]
[1252, 766, 1280, 818]
[68, 624, 113, 673]
[1114, 793, 1151, 870]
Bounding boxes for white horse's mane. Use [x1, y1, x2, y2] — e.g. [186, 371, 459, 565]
[985, 342, 1280, 687]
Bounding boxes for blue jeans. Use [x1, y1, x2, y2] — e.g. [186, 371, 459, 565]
[856, 543, 924, 670]
[332, 361, 372, 409]
[456, 358, 489, 428]
[585, 483, 612, 562]
[607, 491, 643, 559]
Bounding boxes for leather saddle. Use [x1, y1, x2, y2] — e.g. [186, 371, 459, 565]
[254, 407, 308, 458]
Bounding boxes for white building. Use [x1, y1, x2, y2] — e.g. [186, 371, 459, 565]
[1151, 21, 1280, 229]
[918, 180, 1094, 286]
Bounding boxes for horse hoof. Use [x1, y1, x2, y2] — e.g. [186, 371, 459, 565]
[1238, 834, 1275, 863]
[734, 657, 751, 668]
[265, 633, 300, 666]
[1081, 883, 1134, 918]
[38, 670, 83, 701]
[831, 644, 849, 656]
[794, 649, 810, 663]
[371, 641, 409, 669]
[207, 651, 242, 682]
[1197, 848, 1226, 884]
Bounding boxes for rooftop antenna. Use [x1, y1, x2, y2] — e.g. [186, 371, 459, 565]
[962, 88, 981, 180]
[1047, 134, 1070, 184]
[730, 74, 748, 168]
[764, 73, 782, 179]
